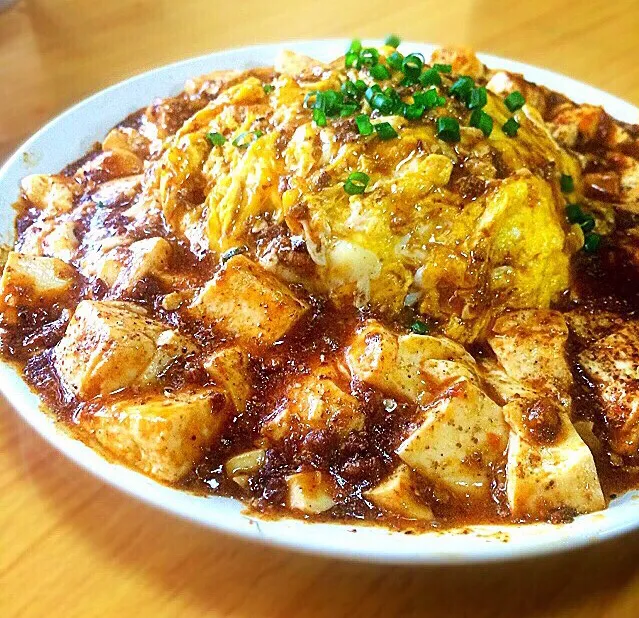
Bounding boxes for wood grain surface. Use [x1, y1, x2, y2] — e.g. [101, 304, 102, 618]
[1, 1, 639, 616]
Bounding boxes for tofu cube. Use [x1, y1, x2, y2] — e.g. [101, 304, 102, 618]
[86, 387, 231, 482]
[262, 370, 364, 441]
[396, 379, 508, 499]
[286, 471, 336, 514]
[346, 320, 479, 405]
[55, 300, 196, 398]
[488, 310, 572, 402]
[578, 321, 639, 455]
[188, 255, 308, 347]
[204, 346, 251, 411]
[506, 412, 605, 518]
[21, 174, 77, 213]
[564, 307, 624, 348]
[364, 465, 434, 521]
[0, 252, 77, 324]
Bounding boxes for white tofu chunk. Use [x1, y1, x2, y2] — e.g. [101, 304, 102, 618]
[262, 369, 364, 441]
[21, 174, 77, 214]
[579, 321, 639, 455]
[364, 465, 434, 521]
[286, 471, 336, 514]
[506, 412, 605, 518]
[204, 346, 251, 411]
[482, 360, 604, 517]
[564, 307, 624, 348]
[55, 300, 196, 398]
[188, 255, 308, 348]
[0, 252, 77, 324]
[224, 448, 265, 488]
[396, 378, 508, 499]
[488, 310, 572, 402]
[346, 320, 479, 405]
[86, 387, 231, 482]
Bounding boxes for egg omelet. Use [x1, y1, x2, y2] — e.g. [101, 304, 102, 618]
[151, 46, 583, 342]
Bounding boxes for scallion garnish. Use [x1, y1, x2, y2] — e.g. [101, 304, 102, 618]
[468, 86, 488, 110]
[232, 130, 263, 148]
[356, 114, 374, 136]
[370, 63, 391, 81]
[385, 34, 401, 48]
[433, 63, 452, 73]
[348, 39, 362, 54]
[449, 76, 475, 103]
[436, 116, 461, 143]
[403, 104, 425, 120]
[402, 53, 425, 78]
[502, 117, 520, 137]
[504, 91, 526, 112]
[263, 84, 275, 94]
[410, 319, 430, 335]
[560, 174, 574, 193]
[206, 132, 226, 146]
[413, 88, 440, 110]
[580, 214, 596, 234]
[469, 109, 493, 137]
[387, 51, 404, 71]
[359, 47, 380, 66]
[565, 203, 584, 224]
[313, 108, 327, 126]
[339, 103, 359, 117]
[374, 122, 398, 140]
[370, 92, 395, 115]
[583, 233, 601, 253]
[419, 67, 442, 87]
[344, 171, 370, 195]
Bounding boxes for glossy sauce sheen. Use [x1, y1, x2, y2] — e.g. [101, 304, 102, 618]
[3, 60, 639, 531]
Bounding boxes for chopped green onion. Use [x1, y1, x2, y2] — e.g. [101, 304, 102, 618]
[387, 51, 404, 71]
[468, 86, 488, 110]
[262, 84, 275, 94]
[565, 203, 584, 224]
[583, 233, 601, 253]
[403, 104, 425, 120]
[364, 84, 383, 103]
[344, 171, 370, 195]
[356, 114, 374, 136]
[374, 122, 398, 140]
[345, 52, 359, 69]
[232, 130, 263, 148]
[221, 245, 248, 263]
[436, 116, 461, 143]
[469, 109, 493, 137]
[370, 63, 391, 80]
[385, 34, 401, 48]
[348, 39, 362, 54]
[206, 132, 226, 146]
[449, 76, 475, 103]
[360, 47, 380, 66]
[313, 108, 327, 126]
[502, 117, 520, 137]
[354, 79, 368, 93]
[419, 67, 442, 87]
[413, 88, 440, 110]
[410, 319, 430, 335]
[504, 91, 526, 112]
[580, 215, 596, 234]
[339, 103, 359, 117]
[370, 92, 395, 115]
[433, 63, 452, 73]
[560, 174, 574, 193]
[402, 53, 425, 78]
[341, 81, 361, 101]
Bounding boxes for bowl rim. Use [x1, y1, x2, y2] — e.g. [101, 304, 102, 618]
[2, 39, 639, 565]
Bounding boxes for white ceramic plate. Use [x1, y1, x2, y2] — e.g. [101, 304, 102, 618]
[2, 40, 639, 564]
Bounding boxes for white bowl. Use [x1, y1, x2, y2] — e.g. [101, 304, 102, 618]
[2, 40, 639, 564]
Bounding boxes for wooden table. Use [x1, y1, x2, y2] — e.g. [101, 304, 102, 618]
[1, 1, 639, 616]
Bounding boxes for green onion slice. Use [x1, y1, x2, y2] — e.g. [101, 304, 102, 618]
[449, 76, 475, 103]
[344, 171, 370, 195]
[583, 233, 601, 253]
[504, 91, 526, 112]
[419, 67, 442, 87]
[502, 117, 520, 137]
[433, 63, 452, 73]
[436, 116, 461, 143]
[402, 53, 425, 77]
[469, 109, 493, 137]
[385, 34, 401, 48]
[387, 51, 404, 71]
[370, 63, 391, 80]
[374, 122, 398, 140]
[360, 47, 380, 66]
[232, 130, 263, 148]
[410, 320, 430, 335]
[206, 132, 226, 146]
[356, 114, 374, 136]
[560, 174, 574, 193]
[313, 108, 327, 126]
[403, 104, 425, 120]
[468, 86, 488, 110]
[262, 84, 275, 94]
